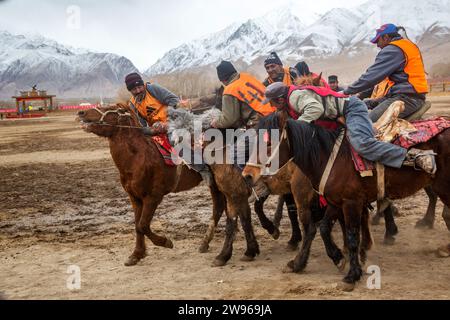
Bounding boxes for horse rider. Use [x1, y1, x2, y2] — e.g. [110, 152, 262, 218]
[125, 72, 213, 185]
[211, 60, 276, 201]
[263, 82, 437, 175]
[262, 52, 299, 87]
[344, 24, 428, 122]
[328, 75, 345, 92]
[294, 61, 330, 89]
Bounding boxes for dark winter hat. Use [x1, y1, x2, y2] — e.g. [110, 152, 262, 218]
[328, 75, 338, 83]
[263, 82, 288, 104]
[295, 61, 310, 76]
[125, 73, 144, 91]
[264, 52, 283, 66]
[216, 60, 238, 82]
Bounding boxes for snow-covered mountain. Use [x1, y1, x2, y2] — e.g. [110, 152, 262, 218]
[0, 31, 139, 99]
[146, 0, 450, 75]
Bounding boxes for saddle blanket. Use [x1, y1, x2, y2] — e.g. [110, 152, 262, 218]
[152, 134, 177, 166]
[351, 117, 450, 173]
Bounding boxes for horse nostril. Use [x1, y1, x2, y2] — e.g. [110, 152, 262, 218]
[244, 174, 254, 187]
[78, 111, 85, 116]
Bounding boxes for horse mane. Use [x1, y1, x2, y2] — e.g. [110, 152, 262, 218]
[257, 112, 281, 131]
[286, 119, 340, 172]
[296, 72, 324, 87]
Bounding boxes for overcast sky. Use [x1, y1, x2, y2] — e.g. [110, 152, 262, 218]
[0, 0, 368, 70]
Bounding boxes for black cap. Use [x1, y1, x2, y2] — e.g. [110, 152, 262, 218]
[328, 75, 338, 82]
[216, 60, 238, 82]
[264, 52, 283, 66]
[125, 73, 144, 91]
[295, 61, 310, 76]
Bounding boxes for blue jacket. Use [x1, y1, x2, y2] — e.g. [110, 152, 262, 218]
[344, 37, 425, 97]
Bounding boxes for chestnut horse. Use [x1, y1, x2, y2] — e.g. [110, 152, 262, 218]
[77, 105, 233, 266]
[250, 111, 450, 290]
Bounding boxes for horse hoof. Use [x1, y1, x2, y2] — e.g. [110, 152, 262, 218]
[165, 239, 174, 249]
[336, 258, 347, 272]
[286, 242, 299, 252]
[124, 256, 140, 267]
[415, 219, 433, 230]
[282, 260, 295, 273]
[383, 237, 395, 246]
[337, 281, 355, 292]
[436, 246, 450, 258]
[271, 228, 280, 240]
[240, 255, 255, 262]
[198, 243, 209, 253]
[212, 258, 227, 267]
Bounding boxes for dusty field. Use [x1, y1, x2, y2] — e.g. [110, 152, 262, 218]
[1, 102, 450, 300]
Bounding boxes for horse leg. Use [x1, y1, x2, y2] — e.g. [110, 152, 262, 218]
[339, 200, 363, 291]
[213, 214, 237, 267]
[360, 206, 373, 266]
[319, 206, 346, 271]
[416, 186, 437, 229]
[285, 193, 302, 251]
[442, 205, 450, 231]
[138, 195, 173, 248]
[239, 203, 260, 262]
[199, 186, 226, 253]
[125, 196, 147, 266]
[254, 195, 280, 239]
[383, 204, 398, 245]
[285, 207, 316, 273]
[273, 195, 285, 228]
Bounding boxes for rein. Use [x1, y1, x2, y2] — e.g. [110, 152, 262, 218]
[246, 128, 293, 176]
[88, 107, 143, 129]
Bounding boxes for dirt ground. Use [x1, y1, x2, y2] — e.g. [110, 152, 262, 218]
[1, 99, 450, 300]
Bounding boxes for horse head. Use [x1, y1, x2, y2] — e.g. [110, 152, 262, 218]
[242, 110, 291, 185]
[77, 103, 136, 137]
[296, 72, 324, 87]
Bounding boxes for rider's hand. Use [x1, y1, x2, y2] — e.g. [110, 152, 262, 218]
[141, 126, 154, 136]
[152, 122, 167, 134]
[210, 119, 218, 128]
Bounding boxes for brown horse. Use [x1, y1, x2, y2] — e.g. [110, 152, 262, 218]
[243, 111, 359, 275]
[77, 105, 232, 266]
[249, 111, 450, 290]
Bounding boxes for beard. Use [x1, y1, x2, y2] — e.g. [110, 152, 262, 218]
[135, 91, 146, 103]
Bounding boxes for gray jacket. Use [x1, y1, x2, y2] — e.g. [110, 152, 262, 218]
[344, 37, 425, 96]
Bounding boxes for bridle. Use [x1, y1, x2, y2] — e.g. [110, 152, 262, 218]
[245, 127, 292, 176]
[87, 107, 143, 129]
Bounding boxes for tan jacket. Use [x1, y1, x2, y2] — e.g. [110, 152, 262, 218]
[289, 89, 347, 122]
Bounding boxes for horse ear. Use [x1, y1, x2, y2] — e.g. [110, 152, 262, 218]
[312, 72, 322, 87]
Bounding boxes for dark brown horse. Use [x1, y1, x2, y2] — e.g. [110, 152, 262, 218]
[76, 105, 236, 266]
[249, 111, 450, 290]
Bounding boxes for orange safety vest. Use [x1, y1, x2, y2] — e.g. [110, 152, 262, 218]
[266, 67, 294, 86]
[223, 73, 276, 116]
[389, 39, 428, 94]
[130, 83, 167, 125]
[370, 78, 394, 99]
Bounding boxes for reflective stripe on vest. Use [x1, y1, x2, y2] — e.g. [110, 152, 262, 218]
[130, 83, 167, 125]
[371, 78, 395, 99]
[267, 67, 294, 86]
[389, 39, 428, 94]
[286, 85, 348, 119]
[223, 73, 276, 116]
